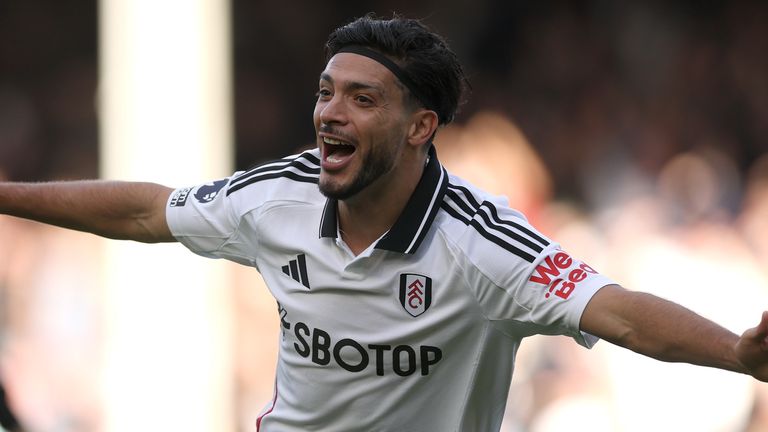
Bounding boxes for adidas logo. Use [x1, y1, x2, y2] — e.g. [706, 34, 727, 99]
[282, 253, 311, 289]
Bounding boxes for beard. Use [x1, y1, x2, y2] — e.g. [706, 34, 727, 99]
[318, 143, 398, 201]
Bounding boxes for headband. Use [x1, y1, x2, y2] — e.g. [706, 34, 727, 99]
[336, 45, 434, 113]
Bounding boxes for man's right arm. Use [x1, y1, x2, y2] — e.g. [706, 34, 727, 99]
[0, 180, 175, 243]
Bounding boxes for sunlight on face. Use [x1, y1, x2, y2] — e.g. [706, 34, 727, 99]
[314, 53, 411, 200]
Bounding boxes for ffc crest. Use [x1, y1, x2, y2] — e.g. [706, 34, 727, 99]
[399, 273, 432, 317]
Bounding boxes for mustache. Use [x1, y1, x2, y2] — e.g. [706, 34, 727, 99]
[318, 124, 355, 143]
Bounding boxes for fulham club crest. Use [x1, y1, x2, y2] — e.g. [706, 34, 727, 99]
[399, 273, 432, 317]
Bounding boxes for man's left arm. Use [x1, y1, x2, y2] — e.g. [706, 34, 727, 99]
[580, 284, 768, 381]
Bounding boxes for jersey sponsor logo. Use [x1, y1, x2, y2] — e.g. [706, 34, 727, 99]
[529, 249, 598, 300]
[278, 307, 443, 376]
[281, 254, 311, 289]
[399, 273, 432, 317]
[292, 321, 443, 376]
[194, 178, 228, 203]
[169, 187, 192, 207]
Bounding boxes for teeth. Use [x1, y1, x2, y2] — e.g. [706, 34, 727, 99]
[322, 136, 353, 164]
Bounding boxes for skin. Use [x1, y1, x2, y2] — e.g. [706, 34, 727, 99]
[0, 180, 173, 243]
[581, 284, 768, 376]
[313, 53, 438, 255]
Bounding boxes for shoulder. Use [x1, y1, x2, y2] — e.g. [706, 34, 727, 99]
[227, 149, 321, 195]
[435, 174, 552, 283]
[223, 149, 323, 209]
[438, 175, 551, 262]
[171, 149, 323, 222]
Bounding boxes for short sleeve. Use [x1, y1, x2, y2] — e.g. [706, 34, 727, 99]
[166, 175, 258, 266]
[454, 202, 614, 347]
[514, 245, 614, 347]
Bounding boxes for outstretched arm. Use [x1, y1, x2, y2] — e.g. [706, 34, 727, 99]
[0, 180, 174, 243]
[580, 284, 768, 381]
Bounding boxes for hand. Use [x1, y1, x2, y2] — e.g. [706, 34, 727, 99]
[735, 311, 768, 382]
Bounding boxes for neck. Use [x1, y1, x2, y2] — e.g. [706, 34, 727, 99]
[337, 151, 426, 255]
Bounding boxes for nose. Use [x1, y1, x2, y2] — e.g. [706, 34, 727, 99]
[317, 93, 347, 125]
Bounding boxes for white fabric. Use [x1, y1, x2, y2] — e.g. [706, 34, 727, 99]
[166, 149, 613, 431]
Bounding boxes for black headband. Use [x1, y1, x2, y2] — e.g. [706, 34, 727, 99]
[336, 45, 434, 113]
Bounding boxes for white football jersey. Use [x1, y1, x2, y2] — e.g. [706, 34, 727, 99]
[166, 147, 614, 431]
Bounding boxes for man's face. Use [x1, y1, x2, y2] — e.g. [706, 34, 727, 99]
[313, 52, 412, 200]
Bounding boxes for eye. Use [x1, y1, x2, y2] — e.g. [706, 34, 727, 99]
[354, 94, 374, 105]
[316, 88, 332, 100]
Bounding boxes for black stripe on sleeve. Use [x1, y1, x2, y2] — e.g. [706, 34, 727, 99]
[481, 202, 550, 248]
[234, 152, 320, 182]
[227, 170, 318, 196]
[447, 183, 549, 250]
[445, 188, 476, 217]
[440, 201, 537, 263]
[226, 153, 320, 196]
[447, 184, 482, 209]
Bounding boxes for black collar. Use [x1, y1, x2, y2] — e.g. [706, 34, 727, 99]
[319, 146, 448, 254]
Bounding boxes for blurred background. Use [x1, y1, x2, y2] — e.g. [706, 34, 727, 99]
[1, 0, 768, 431]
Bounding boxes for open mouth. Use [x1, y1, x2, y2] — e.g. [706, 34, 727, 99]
[322, 136, 356, 164]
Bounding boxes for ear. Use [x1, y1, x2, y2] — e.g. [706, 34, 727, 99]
[407, 109, 439, 147]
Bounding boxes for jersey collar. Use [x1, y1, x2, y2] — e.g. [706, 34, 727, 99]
[319, 145, 448, 254]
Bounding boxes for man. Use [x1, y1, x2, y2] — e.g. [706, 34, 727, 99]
[1, 14, 768, 432]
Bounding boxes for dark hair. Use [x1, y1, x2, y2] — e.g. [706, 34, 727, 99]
[325, 14, 469, 125]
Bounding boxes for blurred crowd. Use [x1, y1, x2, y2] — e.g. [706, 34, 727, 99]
[1, 1, 767, 431]
[436, 111, 768, 432]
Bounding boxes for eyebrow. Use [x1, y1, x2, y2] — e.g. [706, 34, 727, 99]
[319, 72, 386, 96]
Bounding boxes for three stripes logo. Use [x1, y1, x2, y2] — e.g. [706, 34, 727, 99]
[282, 254, 311, 289]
